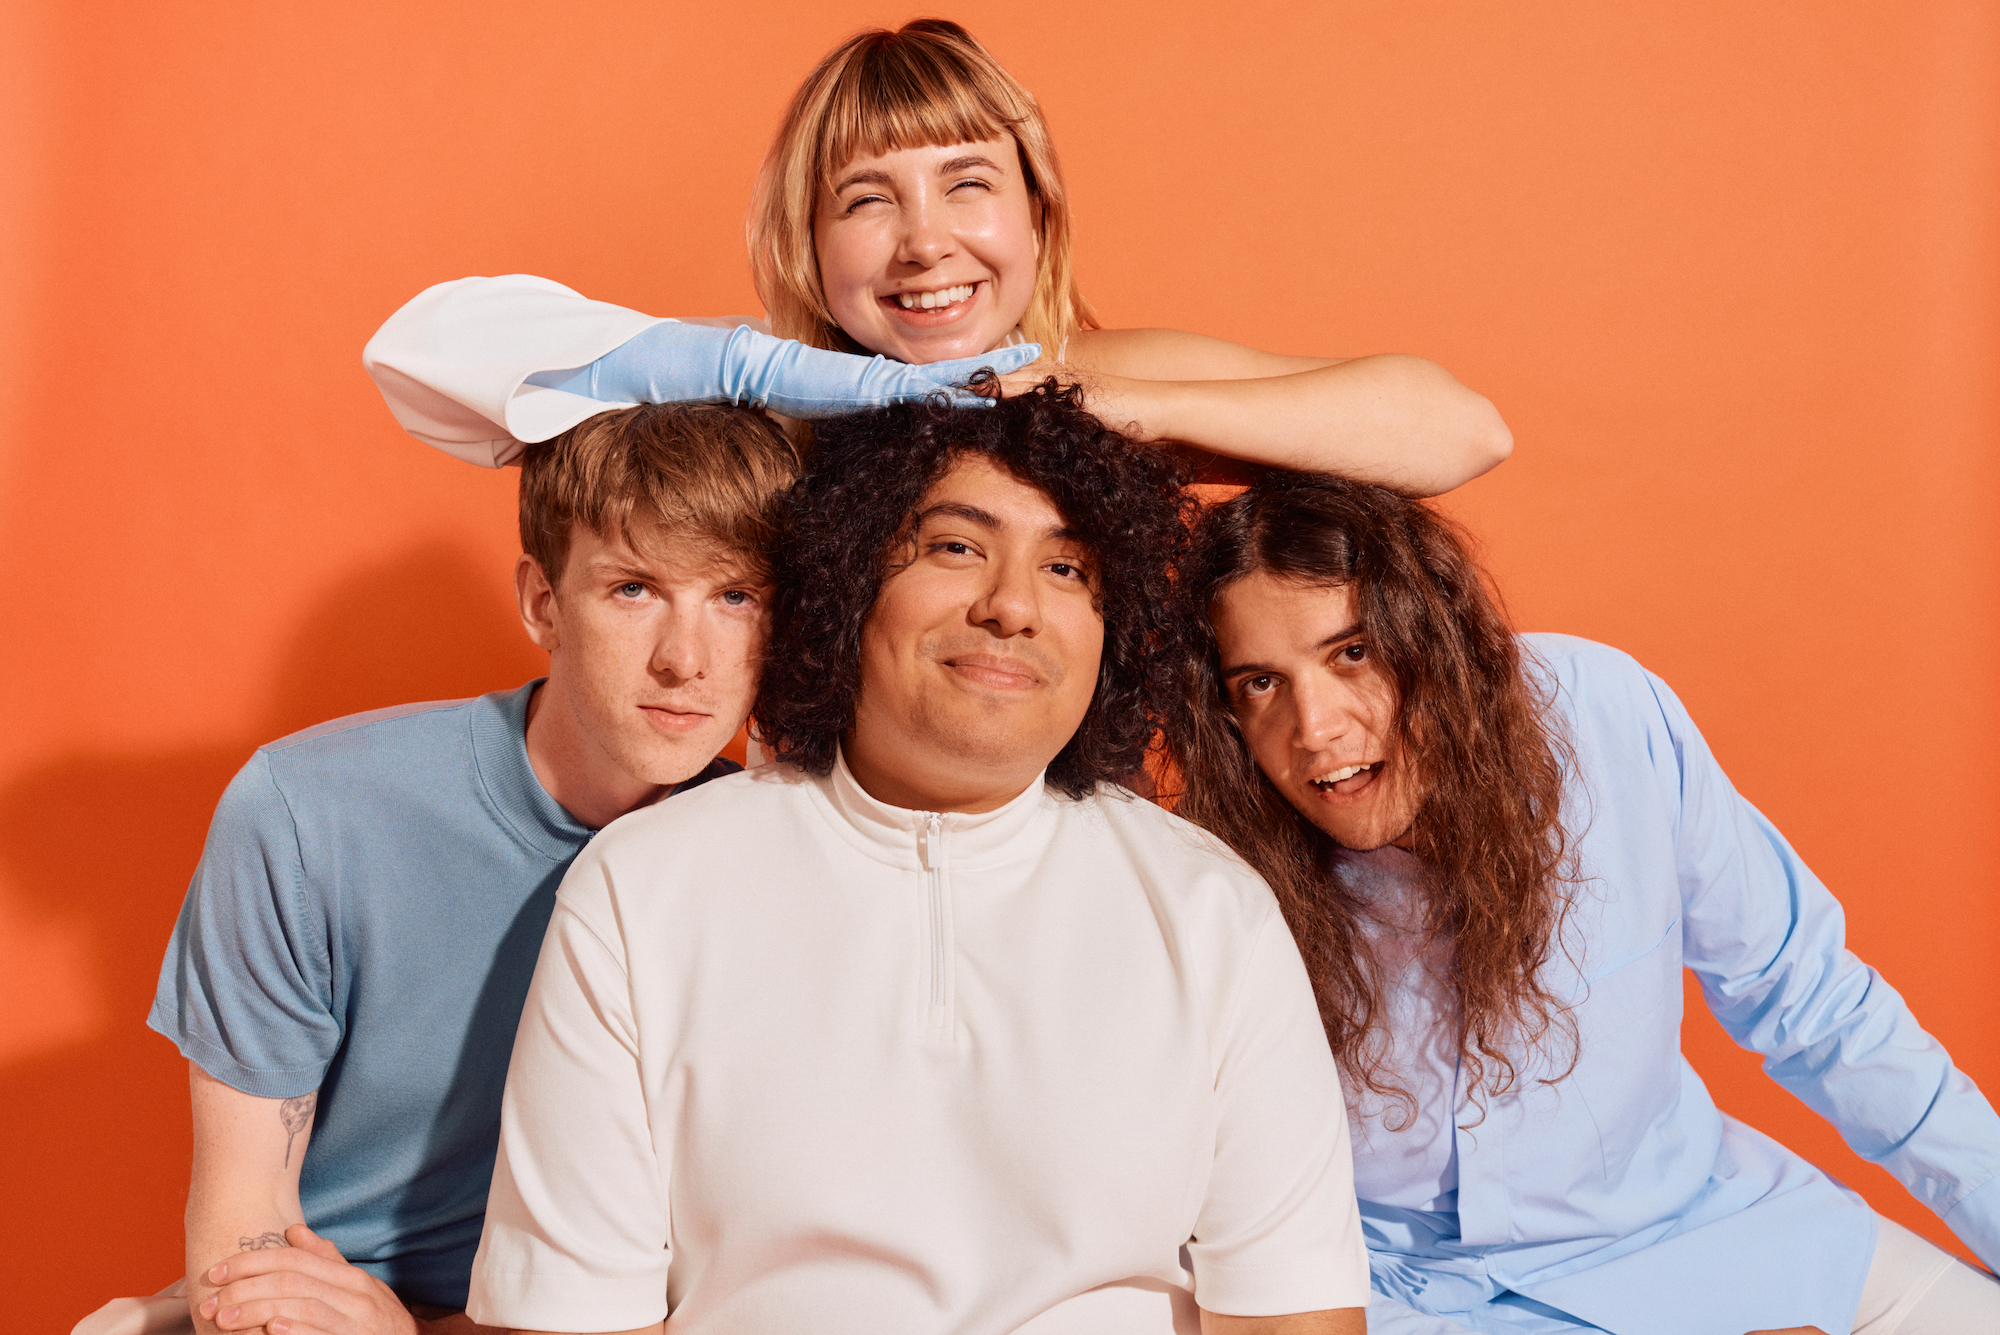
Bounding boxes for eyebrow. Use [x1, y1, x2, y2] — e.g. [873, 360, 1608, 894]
[830, 155, 1004, 196]
[1219, 621, 1365, 680]
[920, 501, 1083, 545]
[830, 167, 893, 194]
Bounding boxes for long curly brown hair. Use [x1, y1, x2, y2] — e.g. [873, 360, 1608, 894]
[756, 383, 1195, 799]
[1167, 472, 1578, 1117]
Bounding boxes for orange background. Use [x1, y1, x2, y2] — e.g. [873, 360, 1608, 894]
[3, 2, 1994, 1325]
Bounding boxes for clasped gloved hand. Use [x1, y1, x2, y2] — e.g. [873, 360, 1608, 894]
[526, 319, 1042, 418]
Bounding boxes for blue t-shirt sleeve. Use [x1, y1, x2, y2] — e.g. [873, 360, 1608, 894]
[148, 748, 340, 1098]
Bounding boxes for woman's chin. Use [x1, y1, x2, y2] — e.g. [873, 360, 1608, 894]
[850, 310, 1018, 365]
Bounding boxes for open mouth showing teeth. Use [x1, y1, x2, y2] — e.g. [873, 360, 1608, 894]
[893, 283, 977, 310]
[1310, 762, 1381, 791]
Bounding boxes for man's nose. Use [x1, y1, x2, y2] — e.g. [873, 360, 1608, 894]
[1292, 676, 1355, 749]
[967, 561, 1039, 638]
[652, 608, 711, 682]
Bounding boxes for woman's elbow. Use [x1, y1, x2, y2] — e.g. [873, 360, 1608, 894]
[1467, 396, 1514, 476]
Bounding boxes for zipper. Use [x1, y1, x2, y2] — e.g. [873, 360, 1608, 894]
[917, 812, 947, 1013]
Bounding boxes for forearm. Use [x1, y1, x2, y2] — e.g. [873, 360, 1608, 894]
[1107, 355, 1512, 494]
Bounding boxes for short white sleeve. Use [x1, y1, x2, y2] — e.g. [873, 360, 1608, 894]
[1188, 911, 1372, 1316]
[467, 864, 671, 1332]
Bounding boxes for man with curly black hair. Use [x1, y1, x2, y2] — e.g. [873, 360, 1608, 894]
[464, 386, 1373, 1335]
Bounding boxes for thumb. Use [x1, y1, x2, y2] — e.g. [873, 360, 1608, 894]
[285, 1223, 345, 1261]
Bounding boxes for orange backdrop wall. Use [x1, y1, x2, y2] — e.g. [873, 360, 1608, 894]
[3, 2, 1994, 1325]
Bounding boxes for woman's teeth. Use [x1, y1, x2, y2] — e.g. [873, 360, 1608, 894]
[1310, 763, 1374, 790]
[894, 284, 976, 310]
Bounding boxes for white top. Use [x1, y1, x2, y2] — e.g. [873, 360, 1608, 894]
[468, 755, 1370, 1334]
[1332, 846, 1461, 1213]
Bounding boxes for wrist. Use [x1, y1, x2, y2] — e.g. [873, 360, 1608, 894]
[1089, 373, 1170, 442]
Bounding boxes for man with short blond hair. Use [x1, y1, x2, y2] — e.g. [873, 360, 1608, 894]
[114, 403, 798, 1335]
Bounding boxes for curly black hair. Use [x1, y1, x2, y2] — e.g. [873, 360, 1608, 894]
[757, 382, 1195, 799]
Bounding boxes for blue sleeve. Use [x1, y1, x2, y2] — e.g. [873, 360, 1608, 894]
[1654, 669, 2000, 1270]
[146, 749, 340, 1099]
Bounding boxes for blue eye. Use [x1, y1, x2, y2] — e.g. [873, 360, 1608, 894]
[617, 582, 647, 598]
[721, 590, 749, 606]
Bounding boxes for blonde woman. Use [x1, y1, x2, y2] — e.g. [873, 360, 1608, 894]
[365, 19, 1511, 495]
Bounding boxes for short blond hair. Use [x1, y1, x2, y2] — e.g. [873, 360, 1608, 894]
[519, 404, 800, 586]
[748, 19, 1097, 357]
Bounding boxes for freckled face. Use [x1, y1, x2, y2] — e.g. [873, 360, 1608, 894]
[844, 454, 1102, 812]
[533, 524, 770, 788]
[814, 136, 1040, 365]
[1209, 573, 1424, 851]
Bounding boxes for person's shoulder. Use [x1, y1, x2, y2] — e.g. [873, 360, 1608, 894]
[589, 763, 815, 859]
[259, 694, 486, 762]
[1520, 633, 1673, 713]
[1069, 785, 1275, 900]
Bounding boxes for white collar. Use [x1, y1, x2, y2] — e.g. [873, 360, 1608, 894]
[810, 745, 1053, 872]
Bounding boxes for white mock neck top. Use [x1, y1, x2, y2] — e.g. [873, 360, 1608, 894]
[469, 754, 1369, 1333]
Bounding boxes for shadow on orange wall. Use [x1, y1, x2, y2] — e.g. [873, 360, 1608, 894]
[0, 545, 547, 1316]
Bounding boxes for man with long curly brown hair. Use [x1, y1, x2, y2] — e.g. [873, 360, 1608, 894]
[464, 387, 1371, 1335]
[1170, 472, 2000, 1335]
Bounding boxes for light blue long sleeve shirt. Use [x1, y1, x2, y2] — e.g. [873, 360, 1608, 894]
[1350, 634, 2000, 1335]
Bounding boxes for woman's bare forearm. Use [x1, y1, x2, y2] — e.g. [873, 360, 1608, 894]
[1097, 355, 1512, 495]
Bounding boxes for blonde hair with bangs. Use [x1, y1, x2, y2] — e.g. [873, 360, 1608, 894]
[749, 19, 1096, 356]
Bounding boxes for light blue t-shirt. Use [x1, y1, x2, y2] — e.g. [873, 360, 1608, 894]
[148, 681, 734, 1309]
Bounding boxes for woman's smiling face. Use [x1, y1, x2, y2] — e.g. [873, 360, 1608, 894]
[813, 135, 1040, 365]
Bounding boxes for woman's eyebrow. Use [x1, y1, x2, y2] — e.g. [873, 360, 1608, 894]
[936, 154, 1002, 174]
[830, 167, 893, 193]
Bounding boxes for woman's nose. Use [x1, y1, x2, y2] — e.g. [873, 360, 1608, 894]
[896, 198, 954, 266]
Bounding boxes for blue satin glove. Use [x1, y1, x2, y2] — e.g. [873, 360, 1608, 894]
[525, 320, 1040, 418]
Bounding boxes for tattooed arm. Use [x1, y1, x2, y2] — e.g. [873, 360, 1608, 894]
[186, 1065, 499, 1335]
[185, 1062, 312, 1333]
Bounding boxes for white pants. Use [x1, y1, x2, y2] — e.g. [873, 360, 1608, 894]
[73, 1216, 1999, 1335]
[1365, 1215, 2000, 1334]
[70, 1280, 190, 1335]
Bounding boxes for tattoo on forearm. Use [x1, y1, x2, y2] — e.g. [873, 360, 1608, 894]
[279, 1092, 316, 1167]
[237, 1232, 289, 1251]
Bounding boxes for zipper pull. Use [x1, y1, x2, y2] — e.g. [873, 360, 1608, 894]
[918, 812, 942, 869]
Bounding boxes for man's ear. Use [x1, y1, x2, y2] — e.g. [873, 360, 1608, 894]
[516, 554, 561, 653]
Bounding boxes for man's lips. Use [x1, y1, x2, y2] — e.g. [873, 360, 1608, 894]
[638, 704, 715, 734]
[1306, 761, 1384, 802]
[941, 652, 1043, 690]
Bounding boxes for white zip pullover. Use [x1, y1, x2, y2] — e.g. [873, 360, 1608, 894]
[469, 754, 1369, 1334]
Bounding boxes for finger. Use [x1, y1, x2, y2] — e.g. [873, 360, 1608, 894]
[207, 1245, 361, 1288]
[210, 1294, 348, 1333]
[285, 1222, 346, 1262]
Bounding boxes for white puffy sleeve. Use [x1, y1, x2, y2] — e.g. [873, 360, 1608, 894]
[361, 274, 762, 467]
